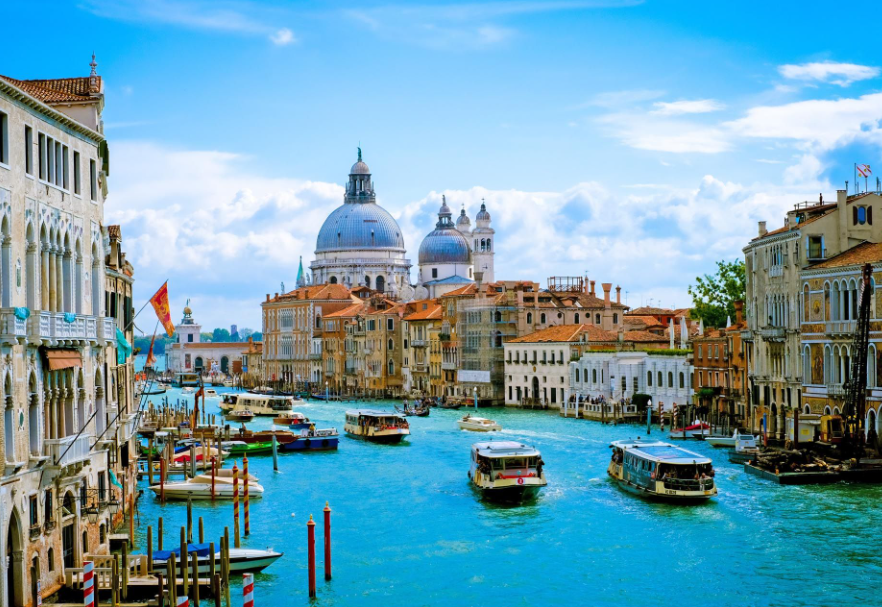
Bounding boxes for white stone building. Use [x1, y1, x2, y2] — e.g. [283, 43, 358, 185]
[0, 61, 139, 607]
[569, 351, 693, 413]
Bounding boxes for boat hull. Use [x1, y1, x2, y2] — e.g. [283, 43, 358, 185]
[154, 549, 282, 575]
[705, 437, 736, 448]
[607, 464, 715, 502]
[345, 431, 407, 444]
[280, 436, 339, 451]
[149, 483, 264, 500]
[457, 423, 501, 432]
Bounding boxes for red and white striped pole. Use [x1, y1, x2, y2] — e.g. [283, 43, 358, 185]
[83, 561, 94, 607]
[243, 573, 254, 607]
[233, 462, 240, 548]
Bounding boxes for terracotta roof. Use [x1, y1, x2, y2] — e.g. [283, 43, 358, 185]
[324, 302, 366, 318]
[404, 300, 442, 321]
[626, 306, 676, 316]
[624, 315, 665, 328]
[510, 324, 610, 344]
[808, 241, 882, 269]
[268, 284, 353, 303]
[0, 75, 101, 104]
[623, 330, 670, 343]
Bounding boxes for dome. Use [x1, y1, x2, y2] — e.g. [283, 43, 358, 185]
[183, 306, 192, 315]
[316, 202, 405, 252]
[476, 201, 491, 222]
[350, 160, 370, 175]
[419, 228, 471, 264]
[456, 207, 471, 228]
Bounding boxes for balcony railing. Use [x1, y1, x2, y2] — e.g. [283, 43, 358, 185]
[45, 434, 92, 468]
[740, 329, 753, 342]
[826, 321, 856, 336]
[27, 312, 109, 345]
[411, 339, 427, 347]
[760, 326, 785, 341]
[769, 265, 784, 278]
[0, 309, 28, 344]
[442, 361, 457, 371]
[308, 353, 322, 360]
[122, 414, 139, 442]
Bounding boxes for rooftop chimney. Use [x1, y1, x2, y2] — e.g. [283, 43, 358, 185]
[590, 280, 596, 296]
[734, 299, 744, 324]
[615, 286, 621, 304]
[758, 221, 767, 237]
[602, 283, 612, 308]
[838, 188, 848, 256]
[266, 294, 270, 302]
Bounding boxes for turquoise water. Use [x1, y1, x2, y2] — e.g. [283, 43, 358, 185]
[135, 388, 882, 607]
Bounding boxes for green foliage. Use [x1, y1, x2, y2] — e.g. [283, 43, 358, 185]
[688, 260, 745, 328]
[251, 331, 263, 342]
[239, 327, 254, 341]
[212, 327, 231, 342]
[648, 349, 693, 356]
[200, 332, 214, 342]
[133, 334, 175, 355]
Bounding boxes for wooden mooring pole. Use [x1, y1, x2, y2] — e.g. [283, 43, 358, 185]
[324, 502, 332, 581]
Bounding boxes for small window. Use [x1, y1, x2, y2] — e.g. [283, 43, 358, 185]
[595, 313, 601, 323]
[387, 318, 394, 331]
[24, 126, 33, 175]
[432, 268, 438, 278]
[540, 313, 546, 324]
[527, 312, 533, 324]
[574, 313, 580, 323]
[187, 334, 194, 343]
[48, 548, 55, 572]
[0, 111, 7, 165]
[73, 151, 81, 194]
[90, 158, 98, 201]
[29, 495, 38, 528]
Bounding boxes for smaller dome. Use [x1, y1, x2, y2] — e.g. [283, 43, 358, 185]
[350, 160, 370, 175]
[456, 207, 471, 228]
[439, 195, 452, 218]
[419, 229, 472, 264]
[476, 201, 491, 222]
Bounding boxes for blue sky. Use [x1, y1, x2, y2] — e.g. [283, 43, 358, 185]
[7, 0, 882, 331]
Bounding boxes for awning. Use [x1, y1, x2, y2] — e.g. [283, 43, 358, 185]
[43, 349, 83, 371]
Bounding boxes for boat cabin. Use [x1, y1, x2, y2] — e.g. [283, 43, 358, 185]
[819, 415, 844, 444]
[471, 442, 543, 481]
[610, 439, 715, 494]
[345, 410, 408, 430]
[175, 372, 200, 387]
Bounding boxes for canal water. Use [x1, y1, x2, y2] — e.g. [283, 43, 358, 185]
[134, 387, 882, 607]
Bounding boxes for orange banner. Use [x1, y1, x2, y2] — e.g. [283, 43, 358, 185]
[149, 282, 175, 337]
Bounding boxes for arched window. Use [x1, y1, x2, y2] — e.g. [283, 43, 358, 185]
[679, 372, 685, 388]
[388, 338, 394, 350]
[376, 276, 385, 293]
[595, 313, 600, 323]
[540, 313, 546, 324]
[657, 371, 663, 387]
[527, 312, 533, 324]
[494, 311, 502, 322]
[329, 276, 337, 284]
[364, 275, 371, 288]
[480, 239, 486, 251]
[486, 239, 491, 251]
[583, 369, 587, 382]
[388, 360, 394, 375]
[592, 369, 597, 383]
[668, 372, 673, 388]
[647, 371, 652, 387]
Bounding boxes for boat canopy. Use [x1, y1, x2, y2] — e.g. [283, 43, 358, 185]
[610, 439, 711, 465]
[472, 441, 540, 458]
[153, 543, 214, 560]
[346, 409, 405, 420]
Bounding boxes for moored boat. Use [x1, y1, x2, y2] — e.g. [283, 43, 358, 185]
[728, 433, 760, 464]
[468, 441, 546, 502]
[223, 440, 275, 455]
[280, 428, 340, 451]
[272, 411, 312, 430]
[706, 429, 756, 448]
[204, 388, 219, 398]
[152, 544, 282, 574]
[670, 421, 711, 440]
[225, 409, 254, 423]
[344, 410, 409, 443]
[457, 414, 501, 432]
[149, 473, 264, 500]
[608, 439, 717, 501]
[219, 394, 294, 416]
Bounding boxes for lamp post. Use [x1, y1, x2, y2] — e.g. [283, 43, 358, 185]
[473, 387, 478, 411]
[325, 381, 329, 402]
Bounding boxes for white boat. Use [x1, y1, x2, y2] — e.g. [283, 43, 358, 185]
[153, 545, 282, 575]
[457, 414, 501, 432]
[344, 410, 410, 443]
[182, 387, 195, 394]
[705, 429, 756, 448]
[608, 439, 717, 501]
[219, 393, 294, 416]
[204, 388, 219, 398]
[468, 441, 546, 501]
[729, 433, 760, 464]
[223, 379, 234, 387]
[149, 472, 263, 500]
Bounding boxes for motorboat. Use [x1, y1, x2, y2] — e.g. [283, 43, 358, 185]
[344, 410, 409, 444]
[152, 543, 282, 575]
[280, 428, 340, 451]
[457, 414, 501, 432]
[182, 387, 195, 394]
[149, 473, 263, 500]
[223, 379, 235, 387]
[224, 409, 255, 423]
[608, 439, 717, 502]
[219, 394, 294, 416]
[728, 433, 760, 464]
[468, 441, 546, 502]
[669, 421, 711, 440]
[705, 429, 756, 448]
[272, 411, 312, 430]
[223, 440, 275, 456]
[204, 388, 219, 398]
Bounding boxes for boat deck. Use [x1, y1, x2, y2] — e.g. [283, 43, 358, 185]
[744, 462, 882, 485]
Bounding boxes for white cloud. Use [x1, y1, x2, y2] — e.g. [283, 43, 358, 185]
[778, 61, 880, 87]
[583, 89, 665, 109]
[81, 0, 296, 46]
[270, 28, 295, 46]
[651, 99, 726, 116]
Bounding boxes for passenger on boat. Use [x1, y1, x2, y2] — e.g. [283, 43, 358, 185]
[536, 457, 545, 477]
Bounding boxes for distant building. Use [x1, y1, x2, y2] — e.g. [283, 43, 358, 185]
[166, 305, 248, 375]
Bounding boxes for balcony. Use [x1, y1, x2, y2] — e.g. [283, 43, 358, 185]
[308, 353, 322, 360]
[442, 361, 457, 371]
[0, 309, 28, 345]
[28, 312, 107, 346]
[411, 339, 427, 347]
[760, 326, 785, 341]
[825, 383, 845, 397]
[45, 434, 92, 468]
[122, 413, 139, 442]
[414, 362, 428, 372]
[740, 329, 753, 342]
[826, 321, 856, 337]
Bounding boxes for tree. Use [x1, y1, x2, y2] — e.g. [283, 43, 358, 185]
[688, 260, 745, 328]
[200, 332, 214, 342]
[251, 331, 263, 342]
[212, 327, 231, 343]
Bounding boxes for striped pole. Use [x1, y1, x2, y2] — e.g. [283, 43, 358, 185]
[177, 595, 190, 607]
[233, 463, 240, 548]
[243, 573, 254, 607]
[243, 455, 250, 537]
[307, 515, 316, 598]
[83, 561, 94, 607]
[211, 456, 216, 501]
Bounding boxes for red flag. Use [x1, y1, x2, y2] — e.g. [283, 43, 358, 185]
[146, 332, 157, 367]
[149, 282, 175, 337]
